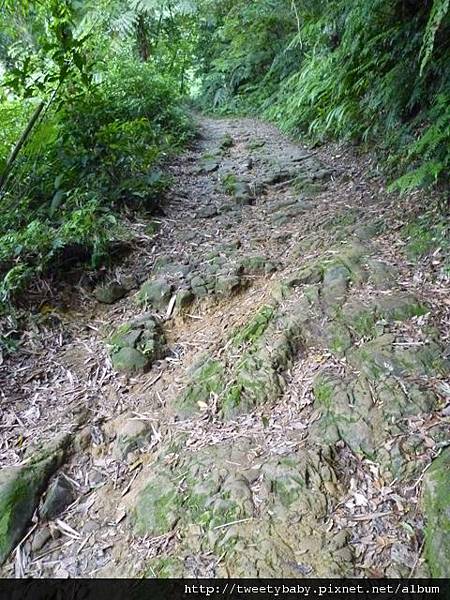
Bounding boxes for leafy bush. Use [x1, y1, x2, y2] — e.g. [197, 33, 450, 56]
[0, 58, 193, 308]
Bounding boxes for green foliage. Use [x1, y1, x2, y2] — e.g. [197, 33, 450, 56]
[194, 0, 450, 189]
[0, 60, 192, 309]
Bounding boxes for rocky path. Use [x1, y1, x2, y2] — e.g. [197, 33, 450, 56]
[1, 115, 449, 578]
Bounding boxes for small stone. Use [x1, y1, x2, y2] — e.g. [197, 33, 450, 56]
[40, 475, 75, 521]
[73, 426, 91, 452]
[137, 279, 173, 310]
[94, 282, 127, 304]
[109, 316, 166, 372]
[120, 275, 138, 291]
[113, 419, 151, 460]
[31, 527, 51, 552]
[111, 347, 150, 374]
[219, 133, 234, 150]
[215, 275, 241, 297]
[176, 289, 195, 312]
[196, 205, 218, 219]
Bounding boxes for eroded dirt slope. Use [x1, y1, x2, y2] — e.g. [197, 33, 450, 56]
[1, 116, 449, 578]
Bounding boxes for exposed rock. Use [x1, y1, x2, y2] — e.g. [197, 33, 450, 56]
[422, 449, 450, 577]
[366, 259, 398, 289]
[196, 205, 218, 219]
[109, 314, 166, 374]
[215, 274, 241, 297]
[0, 437, 68, 564]
[111, 347, 150, 374]
[120, 275, 138, 291]
[31, 527, 51, 553]
[198, 154, 220, 173]
[175, 300, 306, 419]
[175, 288, 195, 312]
[321, 264, 351, 311]
[40, 475, 75, 521]
[94, 282, 127, 304]
[175, 358, 225, 418]
[113, 418, 151, 460]
[137, 279, 173, 310]
[134, 439, 353, 578]
[239, 255, 277, 275]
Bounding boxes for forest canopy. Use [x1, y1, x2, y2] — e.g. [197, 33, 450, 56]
[0, 0, 448, 308]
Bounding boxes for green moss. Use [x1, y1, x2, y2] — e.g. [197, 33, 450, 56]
[273, 476, 304, 508]
[240, 256, 276, 275]
[0, 441, 66, 564]
[232, 305, 275, 346]
[221, 384, 243, 416]
[177, 359, 225, 417]
[352, 310, 378, 338]
[327, 322, 352, 355]
[134, 482, 179, 536]
[147, 556, 184, 578]
[222, 173, 238, 195]
[403, 217, 450, 266]
[145, 221, 161, 235]
[313, 378, 334, 408]
[423, 448, 450, 577]
[109, 323, 133, 349]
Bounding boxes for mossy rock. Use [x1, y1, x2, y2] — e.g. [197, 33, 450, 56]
[232, 305, 275, 346]
[239, 256, 276, 275]
[137, 279, 173, 310]
[134, 474, 180, 536]
[423, 448, 450, 577]
[376, 294, 427, 322]
[286, 265, 323, 288]
[109, 315, 166, 373]
[111, 347, 150, 373]
[0, 438, 68, 564]
[176, 359, 225, 418]
[321, 264, 351, 310]
[198, 154, 220, 173]
[347, 335, 446, 381]
[366, 259, 398, 290]
[342, 301, 379, 339]
[175, 289, 195, 312]
[146, 556, 185, 578]
[134, 441, 353, 578]
[94, 282, 127, 305]
[215, 274, 242, 297]
[324, 321, 352, 356]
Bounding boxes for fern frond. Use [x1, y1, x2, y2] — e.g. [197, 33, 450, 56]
[419, 0, 450, 75]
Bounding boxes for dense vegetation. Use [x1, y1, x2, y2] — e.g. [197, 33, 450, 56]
[0, 0, 448, 310]
[195, 0, 450, 191]
[0, 0, 194, 306]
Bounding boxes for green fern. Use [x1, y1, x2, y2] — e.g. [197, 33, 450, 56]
[420, 0, 450, 75]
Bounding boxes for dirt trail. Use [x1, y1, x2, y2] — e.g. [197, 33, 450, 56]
[1, 115, 449, 578]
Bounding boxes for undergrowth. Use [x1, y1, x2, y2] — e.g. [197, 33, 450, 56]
[0, 59, 193, 309]
[194, 0, 450, 192]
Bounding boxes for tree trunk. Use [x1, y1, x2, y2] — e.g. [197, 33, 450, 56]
[0, 100, 46, 193]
